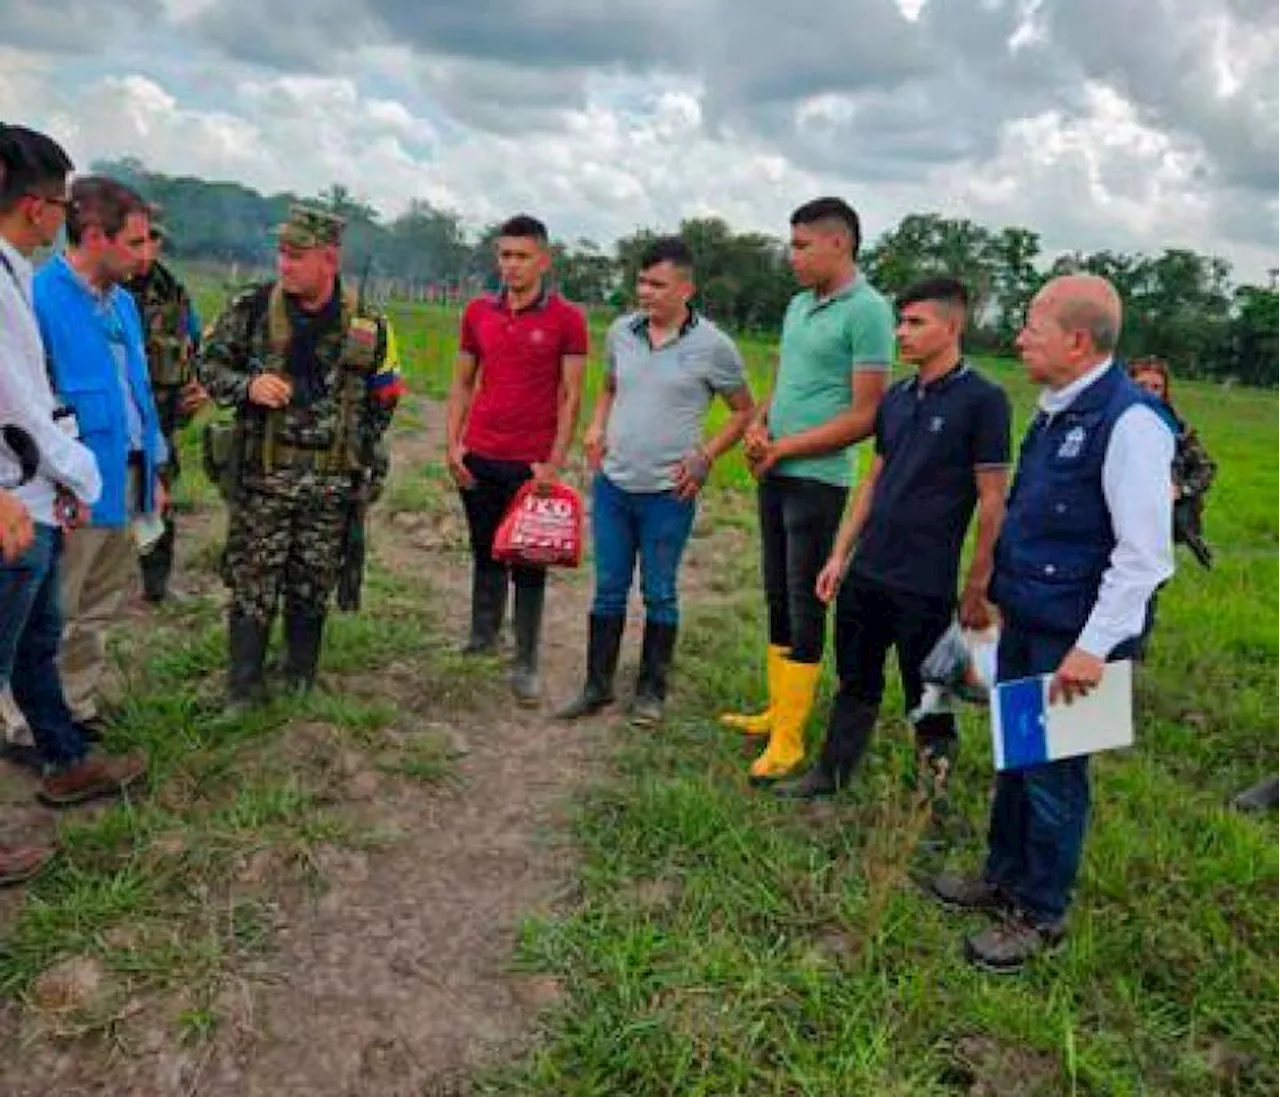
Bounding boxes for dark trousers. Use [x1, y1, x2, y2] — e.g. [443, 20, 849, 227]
[0, 525, 88, 770]
[458, 454, 547, 594]
[983, 625, 1137, 924]
[757, 474, 847, 664]
[820, 576, 956, 770]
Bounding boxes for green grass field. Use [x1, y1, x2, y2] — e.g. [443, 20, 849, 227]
[10, 285, 1272, 1094]
[354, 297, 1277, 1095]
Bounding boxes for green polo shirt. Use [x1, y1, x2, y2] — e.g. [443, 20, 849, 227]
[768, 273, 894, 487]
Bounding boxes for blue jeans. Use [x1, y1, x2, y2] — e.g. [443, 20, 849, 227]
[591, 474, 695, 626]
[0, 524, 88, 770]
[983, 624, 1136, 924]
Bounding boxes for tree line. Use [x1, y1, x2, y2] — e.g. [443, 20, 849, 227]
[96, 158, 1278, 386]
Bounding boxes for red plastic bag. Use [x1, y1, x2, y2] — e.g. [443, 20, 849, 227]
[492, 481, 583, 569]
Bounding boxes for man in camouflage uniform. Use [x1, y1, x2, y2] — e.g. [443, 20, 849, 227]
[125, 217, 208, 602]
[197, 205, 404, 703]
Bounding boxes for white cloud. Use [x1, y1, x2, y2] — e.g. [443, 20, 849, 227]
[3, 37, 1275, 280]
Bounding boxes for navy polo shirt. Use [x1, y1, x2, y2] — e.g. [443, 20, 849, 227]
[850, 361, 1011, 602]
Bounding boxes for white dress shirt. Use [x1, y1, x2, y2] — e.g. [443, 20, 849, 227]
[0, 236, 102, 526]
[1037, 359, 1175, 657]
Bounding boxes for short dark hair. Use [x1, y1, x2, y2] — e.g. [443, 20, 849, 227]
[896, 276, 970, 315]
[638, 236, 694, 276]
[498, 214, 548, 246]
[0, 124, 74, 214]
[790, 197, 861, 258]
[66, 175, 149, 246]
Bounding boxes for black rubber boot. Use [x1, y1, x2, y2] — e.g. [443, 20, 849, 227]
[556, 614, 625, 720]
[227, 612, 270, 709]
[139, 514, 176, 603]
[774, 694, 878, 800]
[462, 566, 507, 656]
[509, 582, 545, 707]
[282, 607, 326, 693]
[630, 620, 677, 727]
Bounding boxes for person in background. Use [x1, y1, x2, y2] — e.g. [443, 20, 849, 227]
[1127, 356, 1216, 570]
[445, 214, 588, 706]
[0, 128, 145, 812]
[557, 236, 753, 726]
[125, 214, 208, 602]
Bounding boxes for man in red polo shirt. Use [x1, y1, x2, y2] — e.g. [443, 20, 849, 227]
[446, 214, 588, 705]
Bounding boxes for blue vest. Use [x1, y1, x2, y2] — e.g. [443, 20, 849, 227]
[991, 365, 1167, 637]
[33, 258, 164, 527]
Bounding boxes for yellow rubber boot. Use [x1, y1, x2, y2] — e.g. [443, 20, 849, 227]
[748, 659, 821, 784]
[720, 645, 789, 735]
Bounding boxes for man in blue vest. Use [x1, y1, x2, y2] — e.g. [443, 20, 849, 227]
[928, 274, 1174, 973]
[34, 176, 168, 738]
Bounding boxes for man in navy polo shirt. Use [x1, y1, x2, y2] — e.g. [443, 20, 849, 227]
[930, 274, 1174, 973]
[775, 277, 1010, 815]
[445, 214, 588, 705]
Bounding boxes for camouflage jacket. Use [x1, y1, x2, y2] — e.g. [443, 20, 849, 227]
[126, 261, 197, 433]
[196, 279, 404, 478]
[1173, 424, 1216, 501]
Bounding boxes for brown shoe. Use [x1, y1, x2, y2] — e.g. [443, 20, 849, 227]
[38, 752, 147, 808]
[927, 873, 1010, 913]
[0, 843, 55, 886]
[964, 909, 1066, 973]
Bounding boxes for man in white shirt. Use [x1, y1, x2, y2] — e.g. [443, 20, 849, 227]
[928, 274, 1174, 973]
[0, 125, 146, 821]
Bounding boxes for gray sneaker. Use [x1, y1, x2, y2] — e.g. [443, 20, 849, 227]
[927, 873, 1009, 913]
[964, 910, 1065, 973]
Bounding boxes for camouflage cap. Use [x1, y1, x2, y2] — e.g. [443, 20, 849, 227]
[276, 204, 345, 249]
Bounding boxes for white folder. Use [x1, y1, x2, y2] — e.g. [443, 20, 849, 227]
[991, 660, 1134, 771]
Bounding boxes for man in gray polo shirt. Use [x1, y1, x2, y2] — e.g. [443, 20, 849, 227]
[558, 237, 754, 725]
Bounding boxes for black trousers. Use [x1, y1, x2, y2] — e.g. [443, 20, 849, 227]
[757, 474, 847, 664]
[458, 453, 546, 592]
[821, 576, 957, 767]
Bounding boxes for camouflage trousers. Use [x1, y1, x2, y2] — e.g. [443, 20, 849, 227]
[223, 470, 351, 625]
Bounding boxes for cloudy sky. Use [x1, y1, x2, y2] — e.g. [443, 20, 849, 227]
[3, 0, 1277, 278]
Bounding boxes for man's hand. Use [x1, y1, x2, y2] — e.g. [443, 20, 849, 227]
[1049, 647, 1106, 705]
[247, 374, 293, 409]
[0, 491, 34, 563]
[179, 381, 210, 416]
[583, 424, 607, 471]
[54, 489, 90, 533]
[958, 581, 994, 630]
[671, 448, 710, 501]
[743, 422, 769, 461]
[530, 462, 559, 494]
[154, 478, 168, 515]
[815, 554, 845, 605]
[748, 441, 783, 480]
[447, 445, 476, 490]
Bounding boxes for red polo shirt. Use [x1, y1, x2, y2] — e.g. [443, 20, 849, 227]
[460, 290, 589, 463]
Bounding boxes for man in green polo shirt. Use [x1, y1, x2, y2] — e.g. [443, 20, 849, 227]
[722, 196, 893, 784]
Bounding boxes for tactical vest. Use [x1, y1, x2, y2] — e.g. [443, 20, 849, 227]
[248, 281, 385, 476]
[990, 366, 1169, 636]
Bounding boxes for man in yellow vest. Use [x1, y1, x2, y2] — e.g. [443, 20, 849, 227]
[197, 205, 405, 704]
